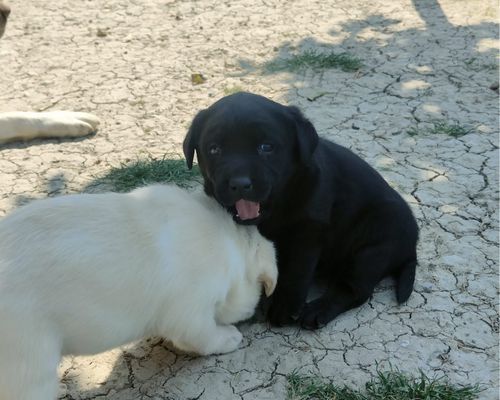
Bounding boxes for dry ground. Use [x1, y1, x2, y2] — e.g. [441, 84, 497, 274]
[0, 0, 498, 399]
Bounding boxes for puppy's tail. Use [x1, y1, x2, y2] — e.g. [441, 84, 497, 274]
[394, 259, 417, 303]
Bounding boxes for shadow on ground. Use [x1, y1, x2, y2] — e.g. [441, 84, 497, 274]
[239, 0, 497, 134]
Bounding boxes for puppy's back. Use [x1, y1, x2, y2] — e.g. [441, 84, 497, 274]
[0, 185, 243, 349]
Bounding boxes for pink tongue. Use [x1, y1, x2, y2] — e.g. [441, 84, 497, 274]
[235, 199, 260, 220]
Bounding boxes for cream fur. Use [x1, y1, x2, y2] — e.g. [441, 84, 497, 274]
[0, 184, 277, 400]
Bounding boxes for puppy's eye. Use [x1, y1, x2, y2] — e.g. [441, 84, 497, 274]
[258, 143, 274, 154]
[209, 144, 221, 155]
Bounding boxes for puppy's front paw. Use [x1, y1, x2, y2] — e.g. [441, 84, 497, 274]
[267, 295, 303, 327]
[300, 298, 338, 330]
[213, 325, 243, 354]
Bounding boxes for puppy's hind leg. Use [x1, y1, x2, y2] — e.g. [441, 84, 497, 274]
[169, 320, 243, 356]
[301, 245, 391, 330]
[300, 282, 361, 330]
[0, 317, 61, 400]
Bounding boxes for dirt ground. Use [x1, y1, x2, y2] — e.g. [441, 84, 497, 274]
[0, 0, 498, 399]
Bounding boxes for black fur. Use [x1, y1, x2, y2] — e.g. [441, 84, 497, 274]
[183, 92, 419, 329]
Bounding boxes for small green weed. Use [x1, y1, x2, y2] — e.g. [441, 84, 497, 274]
[464, 57, 477, 67]
[94, 154, 201, 192]
[264, 49, 362, 73]
[407, 121, 470, 138]
[430, 121, 470, 137]
[407, 126, 420, 137]
[464, 57, 498, 72]
[420, 87, 434, 96]
[287, 370, 482, 400]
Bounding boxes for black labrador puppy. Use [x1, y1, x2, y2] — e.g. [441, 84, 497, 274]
[183, 92, 418, 329]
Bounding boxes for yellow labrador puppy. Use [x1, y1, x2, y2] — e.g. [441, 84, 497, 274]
[0, 1, 100, 144]
[0, 184, 277, 400]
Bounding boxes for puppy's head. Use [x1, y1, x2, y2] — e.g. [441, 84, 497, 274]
[216, 227, 278, 325]
[0, 1, 10, 38]
[183, 92, 318, 225]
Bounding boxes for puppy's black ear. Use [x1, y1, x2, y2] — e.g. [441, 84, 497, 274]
[183, 109, 208, 170]
[288, 106, 319, 164]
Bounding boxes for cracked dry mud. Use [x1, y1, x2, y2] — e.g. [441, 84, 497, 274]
[0, 0, 498, 399]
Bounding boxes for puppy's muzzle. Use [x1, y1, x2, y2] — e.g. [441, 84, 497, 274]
[229, 176, 253, 196]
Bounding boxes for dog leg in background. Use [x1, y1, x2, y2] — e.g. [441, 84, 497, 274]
[0, 111, 100, 144]
[0, 5, 100, 146]
[0, 314, 61, 400]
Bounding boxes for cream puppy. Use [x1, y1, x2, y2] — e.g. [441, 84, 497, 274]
[0, 184, 277, 400]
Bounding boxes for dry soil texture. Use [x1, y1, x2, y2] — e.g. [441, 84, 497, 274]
[0, 0, 498, 399]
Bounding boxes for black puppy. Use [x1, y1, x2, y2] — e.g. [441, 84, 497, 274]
[183, 92, 418, 329]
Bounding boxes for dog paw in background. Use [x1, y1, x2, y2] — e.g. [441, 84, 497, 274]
[0, 111, 100, 144]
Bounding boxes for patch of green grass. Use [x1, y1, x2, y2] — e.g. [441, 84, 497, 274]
[223, 85, 245, 95]
[287, 370, 482, 400]
[407, 121, 471, 138]
[287, 373, 360, 400]
[264, 49, 362, 73]
[94, 154, 201, 193]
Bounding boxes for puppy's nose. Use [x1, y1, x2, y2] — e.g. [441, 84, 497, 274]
[229, 176, 253, 193]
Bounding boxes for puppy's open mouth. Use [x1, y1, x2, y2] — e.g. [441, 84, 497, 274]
[233, 199, 260, 223]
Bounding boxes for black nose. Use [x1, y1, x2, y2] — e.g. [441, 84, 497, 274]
[229, 176, 253, 193]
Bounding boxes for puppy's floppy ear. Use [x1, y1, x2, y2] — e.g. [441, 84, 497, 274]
[183, 109, 208, 170]
[288, 106, 319, 164]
